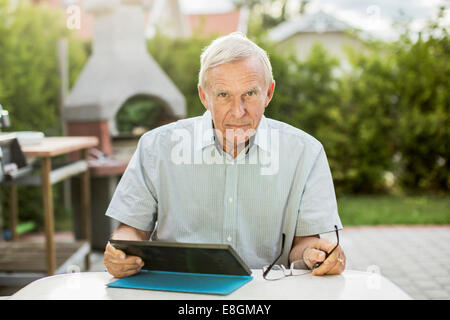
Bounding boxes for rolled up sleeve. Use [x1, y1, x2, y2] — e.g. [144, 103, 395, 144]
[105, 134, 158, 232]
[295, 146, 343, 236]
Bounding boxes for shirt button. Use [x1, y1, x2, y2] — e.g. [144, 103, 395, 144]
[227, 236, 232, 242]
[228, 197, 233, 203]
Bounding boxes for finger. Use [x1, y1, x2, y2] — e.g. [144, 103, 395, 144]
[312, 247, 340, 276]
[104, 246, 143, 265]
[304, 248, 326, 268]
[309, 238, 337, 254]
[119, 255, 143, 265]
[105, 253, 144, 267]
[326, 250, 346, 275]
[106, 260, 144, 270]
[106, 243, 126, 259]
[108, 265, 142, 278]
[104, 256, 144, 273]
[108, 262, 143, 274]
[312, 257, 337, 276]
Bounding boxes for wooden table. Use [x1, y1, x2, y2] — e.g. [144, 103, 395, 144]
[7, 270, 412, 300]
[1, 137, 98, 277]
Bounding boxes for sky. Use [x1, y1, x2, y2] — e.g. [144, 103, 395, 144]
[179, 0, 449, 40]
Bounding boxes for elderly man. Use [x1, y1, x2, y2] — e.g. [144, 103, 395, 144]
[104, 32, 345, 278]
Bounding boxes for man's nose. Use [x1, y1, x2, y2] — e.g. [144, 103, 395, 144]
[230, 97, 246, 118]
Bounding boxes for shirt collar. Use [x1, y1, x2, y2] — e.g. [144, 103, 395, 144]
[195, 110, 216, 151]
[195, 110, 270, 153]
[253, 114, 270, 152]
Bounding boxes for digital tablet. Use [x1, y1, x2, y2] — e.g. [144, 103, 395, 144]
[109, 240, 252, 276]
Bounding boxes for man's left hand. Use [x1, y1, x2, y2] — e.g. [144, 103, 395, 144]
[302, 238, 346, 276]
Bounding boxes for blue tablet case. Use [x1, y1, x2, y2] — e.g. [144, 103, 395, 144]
[107, 270, 253, 295]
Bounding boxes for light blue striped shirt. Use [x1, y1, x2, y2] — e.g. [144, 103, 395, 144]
[106, 110, 342, 268]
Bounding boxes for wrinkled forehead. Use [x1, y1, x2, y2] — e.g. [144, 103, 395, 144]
[205, 57, 267, 90]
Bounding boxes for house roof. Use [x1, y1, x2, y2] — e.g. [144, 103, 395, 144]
[187, 9, 243, 37]
[36, 0, 247, 39]
[179, 0, 235, 15]
[268, 10, 354, 42]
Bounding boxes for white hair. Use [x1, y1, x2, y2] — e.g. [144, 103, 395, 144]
[198, 32, 273, 89]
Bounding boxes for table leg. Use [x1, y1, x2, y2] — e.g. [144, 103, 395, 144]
[41, 157, 56, 275]
[81, 149, 91, 270]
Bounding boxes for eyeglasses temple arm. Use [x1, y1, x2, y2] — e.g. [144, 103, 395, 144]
[313, 225, 339, 269]
[263, 233, 286, 278]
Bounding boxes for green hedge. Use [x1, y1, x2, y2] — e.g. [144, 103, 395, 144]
[0, 0, 88, 134]
[0, 0, 88, 231]
[146, 26, 449, 195]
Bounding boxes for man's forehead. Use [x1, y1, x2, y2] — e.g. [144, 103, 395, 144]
[207, 72, 265, 92]
[210, 74, 262, 88]
[207, 57, 265, 82]
[211, 56, 262, 71]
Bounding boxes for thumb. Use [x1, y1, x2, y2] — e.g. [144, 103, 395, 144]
[303, 247, 326, 269]
[107, 242, 126, 259]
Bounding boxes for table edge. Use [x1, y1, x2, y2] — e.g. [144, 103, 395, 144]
[21, 136, 99, 157]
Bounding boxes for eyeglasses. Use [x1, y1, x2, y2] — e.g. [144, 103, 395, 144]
[262, 233, 310, 281]
[312, 225, 339, 269]
[262, 225, 340, 281]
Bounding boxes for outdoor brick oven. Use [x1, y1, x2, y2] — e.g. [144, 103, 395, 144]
[62, 0, 186, 249]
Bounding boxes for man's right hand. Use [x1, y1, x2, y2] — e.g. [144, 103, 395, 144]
[104, 242, 145, 278]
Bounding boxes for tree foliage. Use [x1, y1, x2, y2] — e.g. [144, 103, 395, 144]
[146, 12, 449, 195]
[0, 0, 87, 134]
[392, 26, 449, 192]
[0, 0, 88, 230]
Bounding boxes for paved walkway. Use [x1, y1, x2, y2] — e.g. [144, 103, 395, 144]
[88, 226, 450, 300]
[326, 226, 450, 300]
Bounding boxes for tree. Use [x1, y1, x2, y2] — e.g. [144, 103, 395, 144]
[0, 0, 88, 230]
[233, 0, 292, 33]
[0, 0, 87, 135]
[392, 11, 450, 193]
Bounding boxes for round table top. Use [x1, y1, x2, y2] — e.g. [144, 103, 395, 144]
[9, 269, 411, 300]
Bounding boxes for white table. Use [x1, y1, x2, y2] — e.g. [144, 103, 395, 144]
[8, 270, 411, 300]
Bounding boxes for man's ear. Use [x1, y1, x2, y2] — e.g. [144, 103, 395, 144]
[198, 85, 209, 110]
[264, 81, 276, 108]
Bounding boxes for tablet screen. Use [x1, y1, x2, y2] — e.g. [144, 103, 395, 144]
[109, 240, 252, 276]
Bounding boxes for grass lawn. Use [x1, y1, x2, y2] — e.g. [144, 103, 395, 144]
[337, 194, 450, 226]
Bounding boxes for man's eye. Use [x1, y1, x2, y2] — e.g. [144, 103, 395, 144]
[247, 91, 255, 96]
[219, 92, 228, 97]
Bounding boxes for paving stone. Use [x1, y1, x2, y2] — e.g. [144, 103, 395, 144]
[413, 280, 443, 291]
[406, 272, 433, 281]
[398, 284, 420, 292]
[339, 227, 450, 300]
[390, 278, 415, 288]
[434, 277, 450, 286]
[425, 268, 449, 277]
[423, 289, 450, 300]
[410, 293, 429, 300]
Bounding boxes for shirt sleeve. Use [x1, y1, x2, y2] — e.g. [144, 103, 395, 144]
[105, 134, 158, 232]
[295, 146, 343, 236]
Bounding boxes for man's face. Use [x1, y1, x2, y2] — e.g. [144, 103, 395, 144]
[198, 56, 275, 151]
